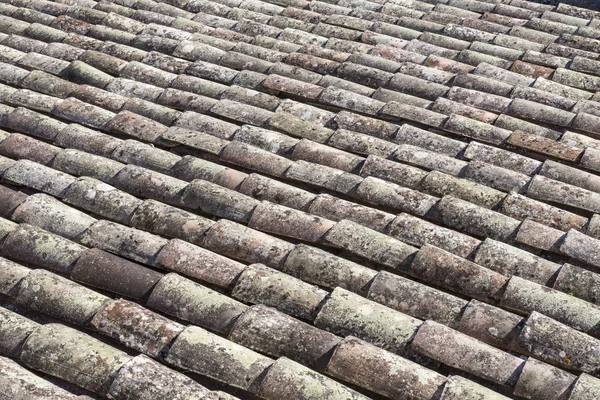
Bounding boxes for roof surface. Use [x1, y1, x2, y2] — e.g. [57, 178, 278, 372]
[1, 0, 600, 398]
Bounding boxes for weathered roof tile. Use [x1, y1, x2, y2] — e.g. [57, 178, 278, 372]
[411, 320, 524, 386]
[457, 48, 514, 69]
[409, 244, 509, 302]
[457, 299, 523, 351]
[0, 306, 39, 358]
[372, 87, 431, 108]
[507, 98, 576, 126]
[203, 219, 291, 269]
[528, 174, 600, 214]
[230, 304, 340, 370]
[3, 159, 76, 197]
[16, 269, 108, 326]
[20, 324, 130, 393]
[494, 113, 562, 140]
[267, 112, 333, 142]
[501, 275, 600, 336]
[0, 133, 59, 166]
[518, 311, 600, 373]
[257, 357, 367, 400]
[453, 72, 514, 96]
[166, 325, 273, 392]
[507, 130, 583, 162]
[568, 373, 600, 399]
[515, 218, 564, 251]
[108, 110, 167, 142]
[380, 101, 447, 128]
[81, 219, 168, 265]
[462, 17, 512, 34]
[359, 155, 427, 189]
[249, 201, 335, 243]
[511, 85, 576, 110]
[71, 247, 162, 299]
[232, 263, 327, 320]
[106, 354, 215, 400]
[475, 237, 560, 284]
[53, 97, 116, 129]
[317, 287, 422, 354]
[512, 357, 576, 399]
[444, 114, 511, 145]
[442, 375, 511, 399]
[12, 193, 96, 241]
[422, 170, 505, 208]
[437, 195, 520, 241]
[325, 218, 418, 268]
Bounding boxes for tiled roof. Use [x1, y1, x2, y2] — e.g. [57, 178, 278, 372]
[2, 0, 600, 398]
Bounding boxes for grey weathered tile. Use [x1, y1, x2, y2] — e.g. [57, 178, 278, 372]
[512, 358, 576, 400]
[20, 324, 130, 393]
[81, 220, 168, 266]
[421, 170, 505, 208]
[463, 141, 541, 175]
[12, 193, 96, 241]
[494, 114, 561, 140]
[156, 239, 244, 288]
[527, 175, 600, 214]
[474, 237, 560, 285]
[16, 269, 108, 326]
[282, 243, 377, 296]
[0, 133, 59, 166]
[4, 107, 67, 140]
[444, 114, 511, 145]
[517, 311, 600, 373]
[442, 375, 511, 400]
[229, 304, 341, 369]
[501, 275, 600, 336]
[568, 374, 600, 400]
[257, 357, 367, 400]
[316, 287, 421, 355]
[203, 218, 293, 268]
[457, 299, 523, 351]
[0, 185, 27, 218]
[3, 159, 76, 198]
[437, 195, 520, 241]
[380, 101, 447, 128]
[500, 192, 587, 231]
[107, 355, 214, 400]
[326, 336, 447, 399]
[325, 219, 418, 268]
[368, 269, 467, 327]
[232, 263, 327, 320]
[411, 320, 524, 386]
[0, 306, 39, 358]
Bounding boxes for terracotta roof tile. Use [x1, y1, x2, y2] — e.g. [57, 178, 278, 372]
[457, 299, 523, 351]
